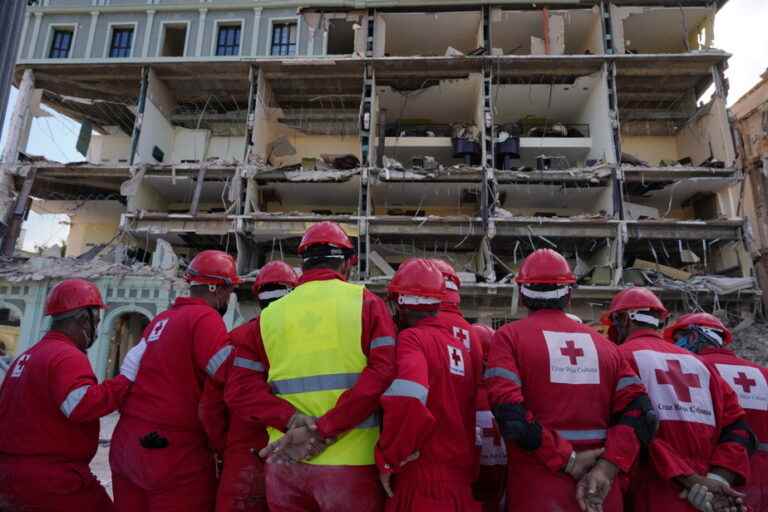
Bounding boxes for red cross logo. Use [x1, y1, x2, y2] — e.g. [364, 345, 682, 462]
[483, 426, 502, 447]
[451, 348, 462, 366]
[655, 359, 701, 403]
[733, 372, 757, 393]
[560, 340, 584, 365]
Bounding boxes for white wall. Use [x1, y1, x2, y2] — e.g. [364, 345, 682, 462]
[575, 70, 615, 164]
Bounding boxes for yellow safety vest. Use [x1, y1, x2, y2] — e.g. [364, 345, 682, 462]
[261, 278, 379, 466]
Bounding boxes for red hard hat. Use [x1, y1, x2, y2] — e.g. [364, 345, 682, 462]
[663, 312, 732, 345]
[432, 259, 461, 305]
[253, 261, 298, 295]
[388, 258, 445, 310]
[45, 279, 105, 316]
[602, 287, 669, 325]
[516, 249, 576, 285]
[298, 221, 353, 254]
[471, 323, 495, 359]
[185, 250, 240, 286]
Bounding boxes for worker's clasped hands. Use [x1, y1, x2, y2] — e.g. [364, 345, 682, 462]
[258, 413, 334, 464]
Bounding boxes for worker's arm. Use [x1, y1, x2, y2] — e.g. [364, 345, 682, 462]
[199, 357, 231, 454]
[51, 349, 132, 423]
[485, 327, 574, 473]
[191, 310, 233, 385]
[602, 354, 652, 473]
[224, 319, 297, 431]
[375, 329, 435, 473]
[315, 290, 397, 439]
[708, 371, 756, 486]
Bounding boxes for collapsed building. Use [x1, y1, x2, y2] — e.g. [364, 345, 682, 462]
[0, 0, 760, 379]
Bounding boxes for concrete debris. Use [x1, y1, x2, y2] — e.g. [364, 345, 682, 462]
[283, 169, 359, 182]
[382, 156, 405, 170]
[151, 239, 179, 275]
[444, 47, 464, 57]
[0, 256, 179, 283]
[731, 322, 768, 366]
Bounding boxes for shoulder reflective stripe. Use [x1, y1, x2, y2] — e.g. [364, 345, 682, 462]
[370, 336, 395, 350]
[759, 443, 768, 453]
[615, 376, 642, 391]
[233, 357, 265, 372]
[206, 345, 233, 377]
[357, 413, 380, 429]
[60, 385, 91, 418]
[270, 373, 360, 395]
[484, 367, 522, 385]
[557, 429, 608, 441]
[383, 378, 429, 404]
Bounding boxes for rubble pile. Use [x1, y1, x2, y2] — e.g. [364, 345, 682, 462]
[732, 322, 768, 366]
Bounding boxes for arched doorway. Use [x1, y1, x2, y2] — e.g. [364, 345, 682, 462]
[105, 312, 150, 378]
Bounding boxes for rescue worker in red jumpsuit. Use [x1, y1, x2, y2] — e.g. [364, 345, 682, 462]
[485, 249, 654, 512]
[199, 260, 299, 512]
[226, 221, 397, 512]
[471, 323, 507, 512]
[665, 312, 768, 511]
[110, 250, 240, 512]
[376, 258, 482, 511]
[604, 288, 756, 512]
[0, 278, 144, 511]
[430, 260, 495, 506]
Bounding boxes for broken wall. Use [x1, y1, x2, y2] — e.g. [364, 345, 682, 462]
[135, 70, 175, 165]
[676, 96, 736, 167]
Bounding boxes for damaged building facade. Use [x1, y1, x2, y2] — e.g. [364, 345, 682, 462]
[0, 0, 760, 378]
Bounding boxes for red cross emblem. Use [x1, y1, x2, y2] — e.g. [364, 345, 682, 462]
[655, 359, 701, 403]
[733, 372, 757, 393]
[560, 340, 584, 365]
[451, 348, 462, 366]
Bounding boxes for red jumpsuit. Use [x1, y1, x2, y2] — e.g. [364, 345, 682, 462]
[617, 329, 752, 511]
[0, 331, 131, 511]
[437, 305, 505, 511]
[224, 269, 397, 512]
[110, 297, 232, 512]
[698, 346, 768, 511]
[376, 316, 482, 511]
[200, 319, 269, 512]
[486, 309, 647, 512]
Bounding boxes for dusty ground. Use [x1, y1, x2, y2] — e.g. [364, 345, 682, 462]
[732, 321, 768, 366]
[90, 412, 118, 497]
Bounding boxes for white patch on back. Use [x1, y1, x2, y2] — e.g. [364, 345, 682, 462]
[715, 363, 768, 412]
[544, 331, 600, 385]
[634, 350, 715, 426]
[448, 345, 465, 376]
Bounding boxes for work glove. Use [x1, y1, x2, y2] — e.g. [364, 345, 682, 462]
[120, 339, 147, 382]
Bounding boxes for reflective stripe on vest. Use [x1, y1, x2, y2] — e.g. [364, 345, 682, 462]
[261, 278, 377, 466]
[759, 443, 768, 453]
[61, 385, 90, 418]
[557, 429, 607, 442]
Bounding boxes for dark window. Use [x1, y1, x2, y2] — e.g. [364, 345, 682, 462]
[49, 29, 73, 58]
[271, 22, 297, 56]
[216, 25, 241, 56]
[109, 28, 133, 58]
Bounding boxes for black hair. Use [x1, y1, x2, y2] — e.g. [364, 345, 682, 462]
[301, 257, 346, 272]
[520, 283, 571, 311]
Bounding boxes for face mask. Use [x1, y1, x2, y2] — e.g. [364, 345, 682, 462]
[216, 291, 232, 317]
[675, 334, 696, 352]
